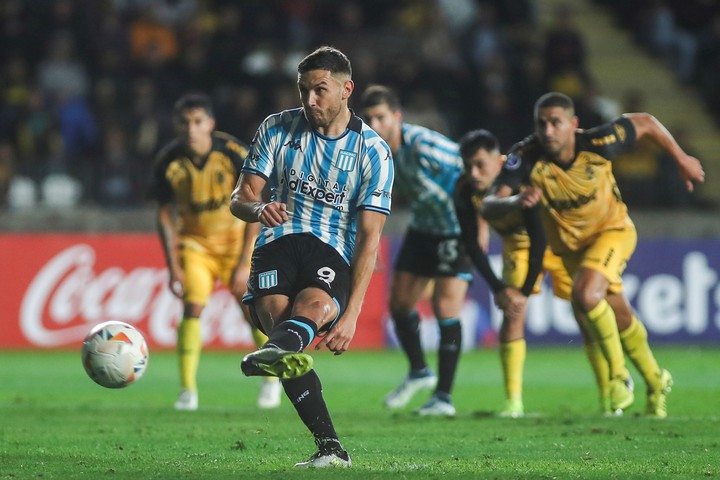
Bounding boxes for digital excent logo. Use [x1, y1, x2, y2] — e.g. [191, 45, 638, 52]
[283, 168, 347, 208]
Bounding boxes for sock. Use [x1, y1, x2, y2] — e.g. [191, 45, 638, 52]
[500, 338, 526, 402]
[282, 370, 343, 453]
[436, 318, 461, 396]
[584, 340, 610, 403]
[177, 317, 202, 391]
[585, 300, 629, 381]
[620, 315, 662, 391]
[392, 311, 427, 372]
[251, 327, 269, 348]
[263, 316, 317, 353]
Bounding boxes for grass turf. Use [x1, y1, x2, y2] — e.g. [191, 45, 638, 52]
[1, 346, 718, 479]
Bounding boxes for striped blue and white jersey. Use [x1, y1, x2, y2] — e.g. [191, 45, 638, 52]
[242, 108, 394, 264]
[394, 123, 463, 235]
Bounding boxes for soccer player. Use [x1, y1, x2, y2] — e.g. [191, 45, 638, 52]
[230, 46, 393, 468]
[456, 129, 644, 416]
[454, 128, 549, 417]
[484, 92, 705, 417]
[152, 93, 282, 411]
[359, 85, 472, 417]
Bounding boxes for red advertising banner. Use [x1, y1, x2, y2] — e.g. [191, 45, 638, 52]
[0, 234, 389, 350]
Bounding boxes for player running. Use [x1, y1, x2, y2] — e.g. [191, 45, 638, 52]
[483, 92, 704, 417]
[455, 128, 652, 416]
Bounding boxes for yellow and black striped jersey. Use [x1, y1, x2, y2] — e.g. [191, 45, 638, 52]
[497, 116, 636, 255]
[151, 131, 249, 256]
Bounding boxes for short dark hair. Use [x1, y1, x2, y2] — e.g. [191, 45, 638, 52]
[358, 84, 401, 112]
[534, 92, 574, 117]
[297, 46, 352, 77]
[458, 129, 500, 160]
[173, 93, 214, 118]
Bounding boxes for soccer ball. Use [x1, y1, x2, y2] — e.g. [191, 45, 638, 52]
[81, 321, 149, 389]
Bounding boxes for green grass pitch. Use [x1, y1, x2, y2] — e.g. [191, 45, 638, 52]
[1, 346, 718, 479]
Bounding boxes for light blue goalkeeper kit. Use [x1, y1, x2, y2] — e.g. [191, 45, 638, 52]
[241, 108, 394, 263]
[394, 123, 464, 235]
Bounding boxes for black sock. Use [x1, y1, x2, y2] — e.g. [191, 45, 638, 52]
[437, 318, 462, 396]
[263, 316, 317, 352]
[392, 311, 427, 372]
[282, 370, 343, 453]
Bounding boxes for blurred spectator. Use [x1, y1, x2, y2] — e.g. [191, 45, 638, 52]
[37, 0, 95, 56]
[14, 88, 55, 181]
[638, 0, 697, 82]
[542, 4, 592, 108]
[214, 85, 265, 143]
[36, 31, 90, 102]
[509, 48, 546, 130]
[206, 4, 248, 85]
[147, 0, 198, 27]
[462, 3, 504, 72]
[97, 125, 139, 207]
[90, 9, 132, 79]
[477, 91, 523, 152]
[56, 95, 98, 158]
[176, 42, 213, 93]
[0, 56, 31, 137]
[1, 0, 714, 211]
[0, 0, 36, 61]
[544, 4, 587, 76]
[128, 76, 169, 161]
[129, 5, 178, 61]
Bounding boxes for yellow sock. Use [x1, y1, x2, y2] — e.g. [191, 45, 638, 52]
[620, 315, 661, 391]
[251, 327, 269, 349]
[177, 317, 202, 392]
[500, 339, 526, 401]
[585, 300, 628, 381]
[584, 340, 610, 400]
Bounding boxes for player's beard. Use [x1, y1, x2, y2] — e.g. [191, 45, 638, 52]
[305, 103, 341, 131]
[541, 138, 564, 160]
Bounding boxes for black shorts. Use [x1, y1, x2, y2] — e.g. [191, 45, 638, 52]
[395, 228, 473, 280]
[243, 233, 350, 318]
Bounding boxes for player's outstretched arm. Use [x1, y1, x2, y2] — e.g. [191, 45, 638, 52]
[315, 210, 387, 355]
[625, 113, 705, 191]
[230, 173, 288, 226]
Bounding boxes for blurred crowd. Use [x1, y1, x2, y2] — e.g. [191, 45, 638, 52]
[0, 0, 714, 211]
[597, 0, 720, 116]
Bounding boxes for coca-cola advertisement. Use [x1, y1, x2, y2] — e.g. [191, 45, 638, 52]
[0, 234, 390, 349]
[2, 234, 718, 349]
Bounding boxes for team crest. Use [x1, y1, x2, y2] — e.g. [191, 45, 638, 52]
[335, 150, 357, 171]
[258, 270, 278, 289]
